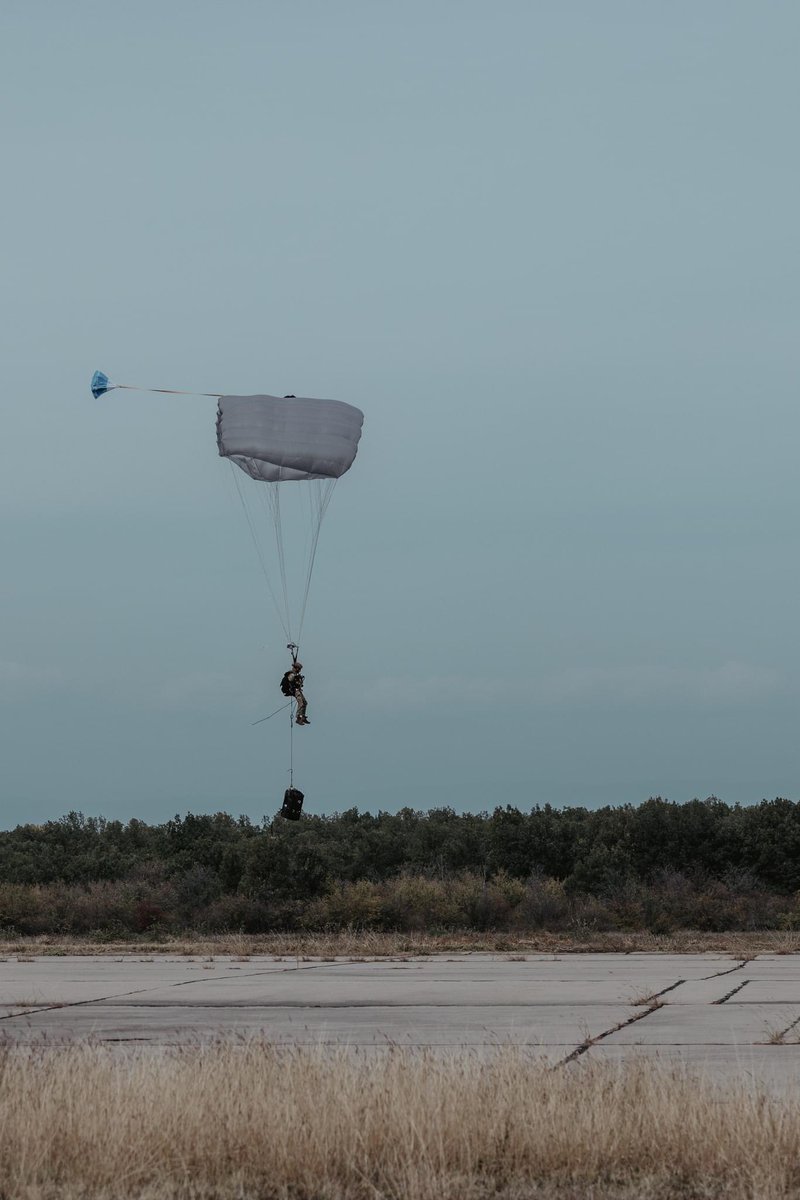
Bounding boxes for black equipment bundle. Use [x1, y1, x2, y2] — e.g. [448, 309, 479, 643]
[280, 787, 304, 820]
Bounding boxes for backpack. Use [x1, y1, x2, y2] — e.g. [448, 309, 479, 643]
[280, 672, 294, 697]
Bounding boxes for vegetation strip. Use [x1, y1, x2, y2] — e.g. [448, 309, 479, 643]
[4, 803, 800, 938]
[3, 933, 799, 956]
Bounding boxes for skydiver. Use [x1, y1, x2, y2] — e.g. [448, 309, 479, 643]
[282, 661, 309, 725]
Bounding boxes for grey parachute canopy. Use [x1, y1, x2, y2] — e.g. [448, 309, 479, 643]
[216, 393, 364, 646]
[216, 395, 364, 482]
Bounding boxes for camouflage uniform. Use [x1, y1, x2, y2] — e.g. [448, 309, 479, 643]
[288, 664, 309, 725]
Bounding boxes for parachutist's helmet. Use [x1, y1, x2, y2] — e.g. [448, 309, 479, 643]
[293, 662, 303, 671]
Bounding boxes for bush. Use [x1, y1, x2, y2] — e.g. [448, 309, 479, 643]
[3, 800, 800, 935]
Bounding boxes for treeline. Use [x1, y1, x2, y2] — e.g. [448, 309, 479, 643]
[1, 798, 800, 935]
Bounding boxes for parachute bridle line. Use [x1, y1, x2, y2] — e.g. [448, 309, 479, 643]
[112, 384, 222, 398]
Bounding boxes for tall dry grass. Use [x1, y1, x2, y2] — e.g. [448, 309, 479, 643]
[0, 1040, 798, 1199]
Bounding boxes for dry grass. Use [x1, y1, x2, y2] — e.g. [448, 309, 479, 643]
[0, 1040, 798, 1199]
[1, 928, 799, 959]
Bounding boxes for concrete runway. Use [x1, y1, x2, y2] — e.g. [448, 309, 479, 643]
[2, 953, 800, 1089]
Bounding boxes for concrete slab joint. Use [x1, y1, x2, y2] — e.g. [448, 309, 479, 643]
[2, 953, 800, 1090]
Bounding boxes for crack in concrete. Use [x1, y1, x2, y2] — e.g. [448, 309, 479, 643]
[636, 978, 686, 1006]
[160, 959, 374, 991]
[713, 980, 749, 1004]
[0, 983, 165, 1023]
[7, 1001, 666, 1011]
[553, 979, 684, 1068]
[770, 1012, 800, 1042]
[0, 958, 451, 1019]
[701, 958, 751, 981]
[0, 959, 371, 1018]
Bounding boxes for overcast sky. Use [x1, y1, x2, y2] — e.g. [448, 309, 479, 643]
[2, 1, 799, 825]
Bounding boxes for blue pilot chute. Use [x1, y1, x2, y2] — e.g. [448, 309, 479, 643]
[90, 370, 114, 399]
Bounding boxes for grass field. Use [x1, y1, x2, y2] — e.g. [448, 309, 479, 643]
[1, 1039, 798, 1199]
[1, 928, 799, 957]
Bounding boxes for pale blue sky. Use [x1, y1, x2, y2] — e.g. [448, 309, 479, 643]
[2, 1, 799, 824]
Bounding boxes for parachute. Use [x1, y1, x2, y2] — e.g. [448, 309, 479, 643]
[91, 371, 363, 646]
[216, 393, 364, 646]
[217, 394, 363, 483]
[91, 370, 364, 811]
[91, 370, 112, 399]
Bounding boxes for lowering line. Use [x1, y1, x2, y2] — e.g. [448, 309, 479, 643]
[289, 694, 295, 791]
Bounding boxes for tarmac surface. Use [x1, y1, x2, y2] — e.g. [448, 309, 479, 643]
[2, 952, 800, 1089]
